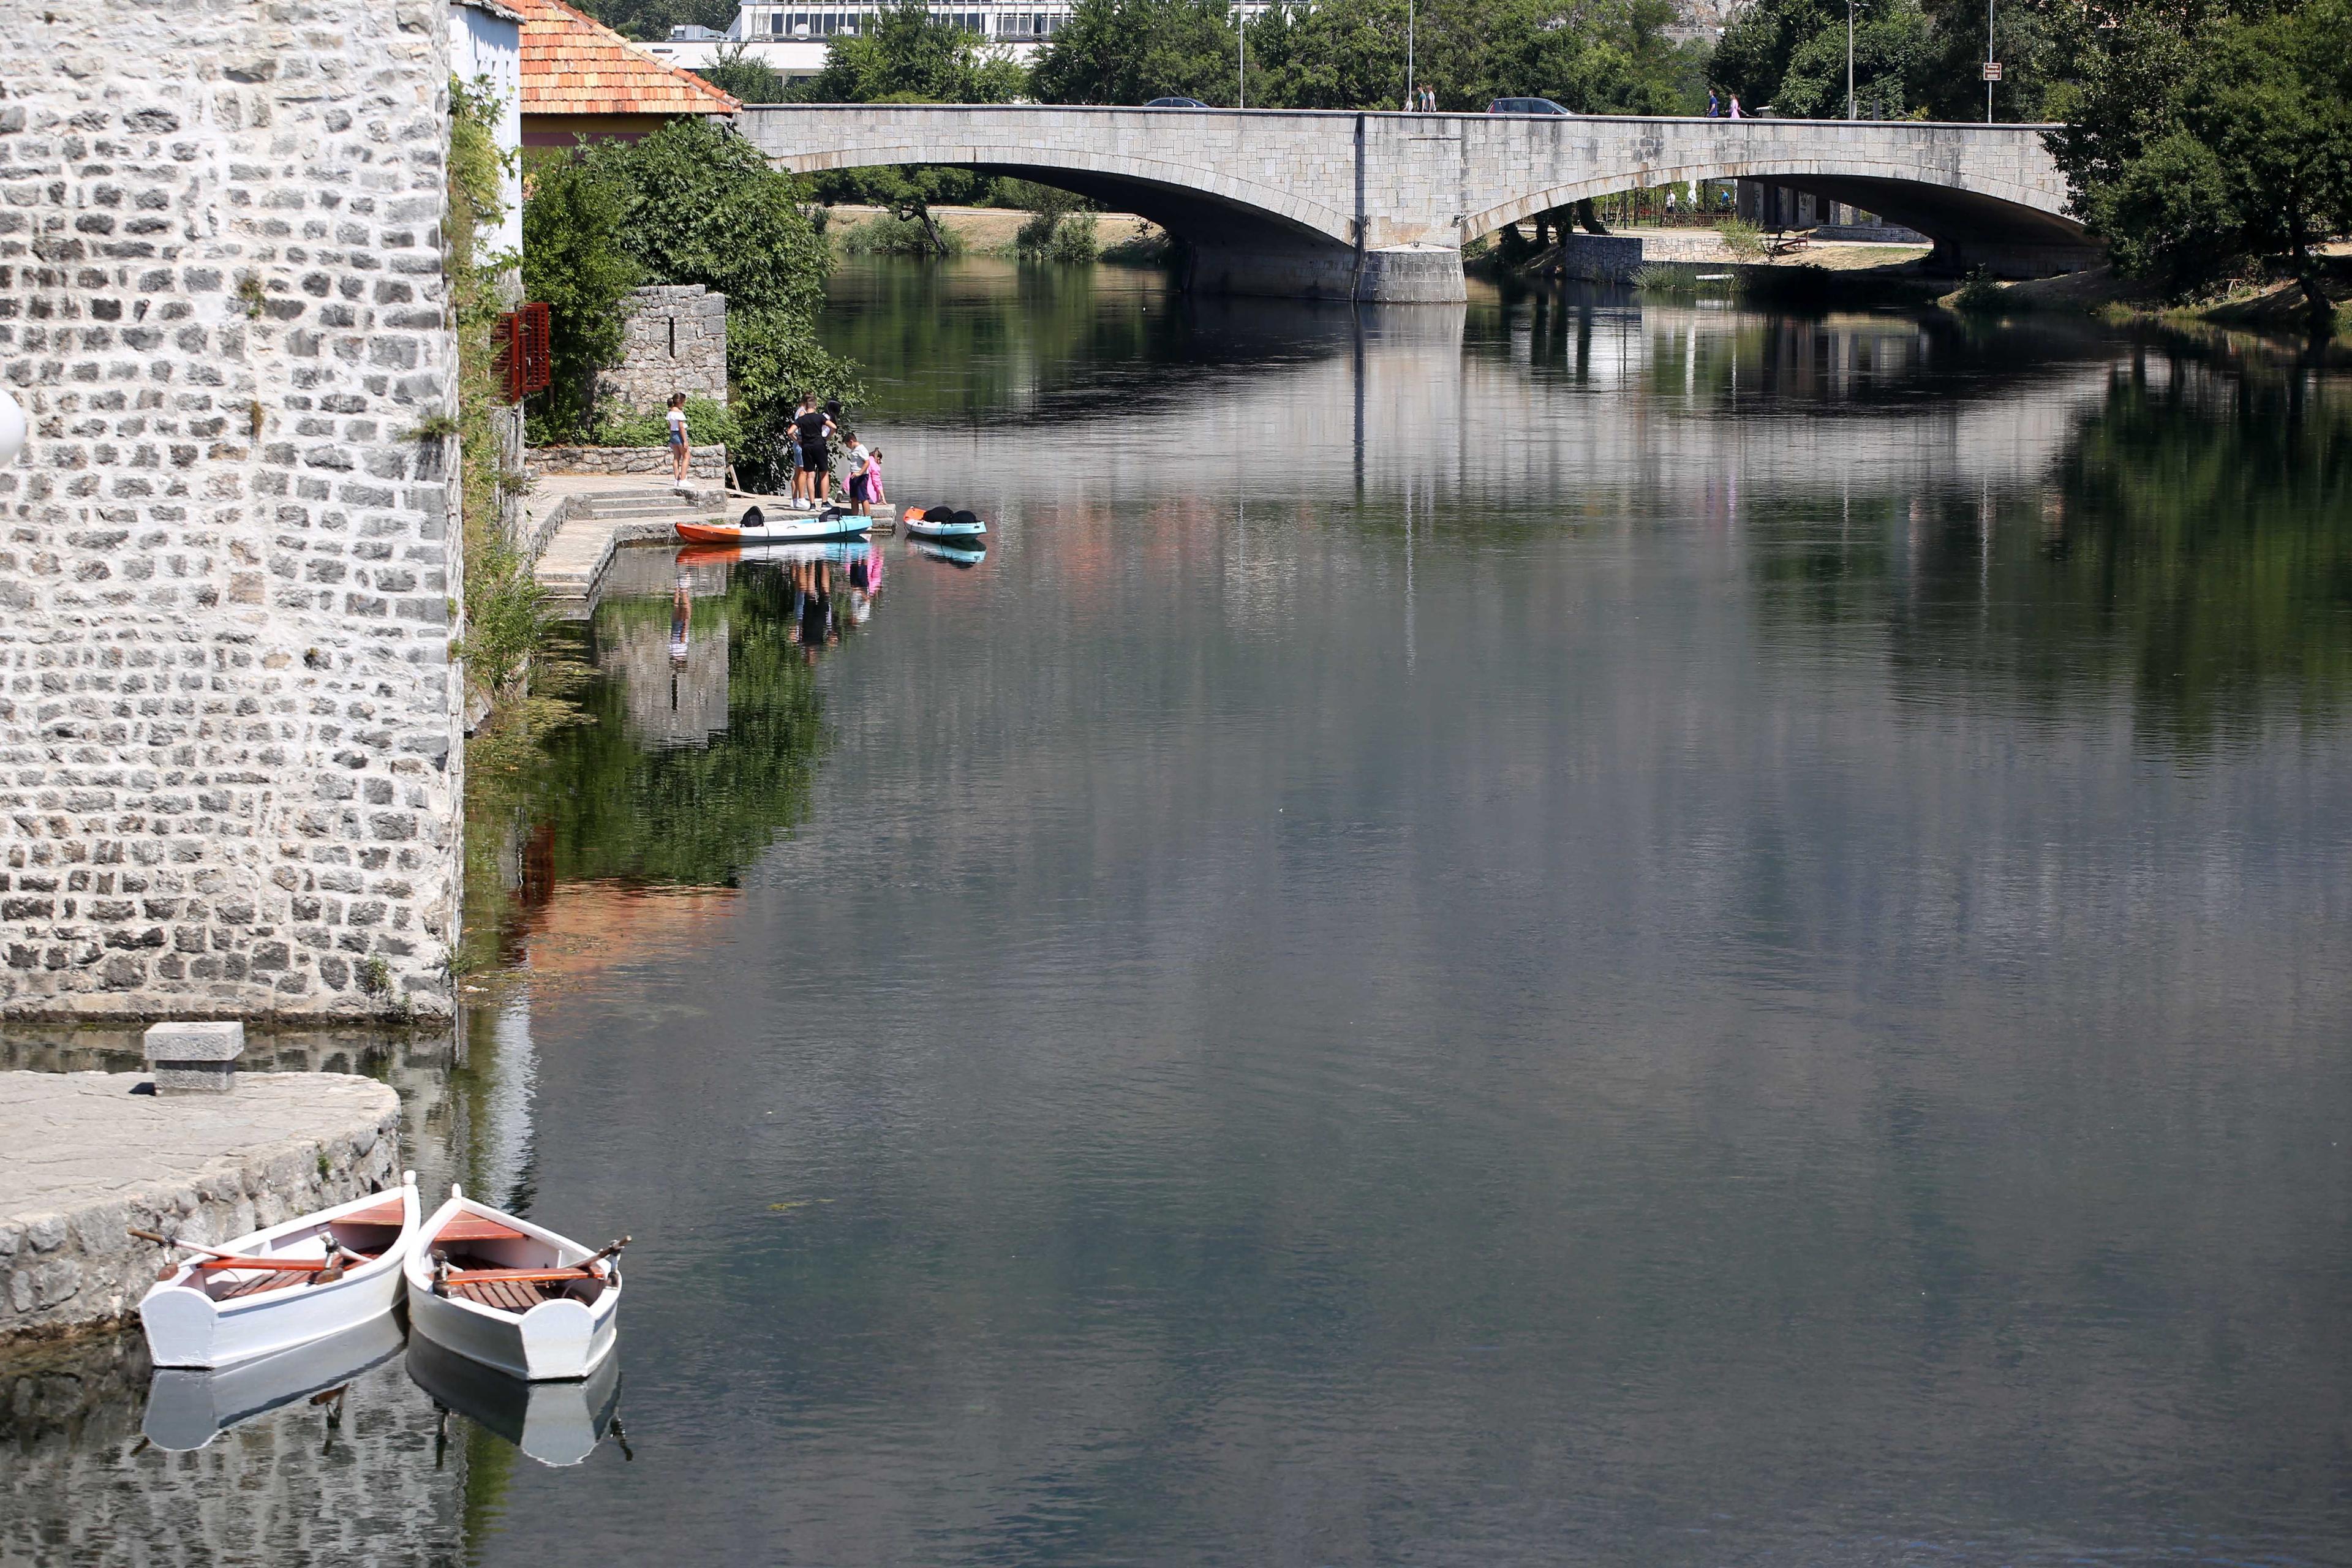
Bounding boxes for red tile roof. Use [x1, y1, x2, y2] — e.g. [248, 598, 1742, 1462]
[516, 0, 739, 118]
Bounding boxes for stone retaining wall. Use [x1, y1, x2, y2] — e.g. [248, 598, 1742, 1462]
[0, 1071, 401, 1340]
[528, 442, 728, 480]
[595, 283, 728, 411]
[0, 0, 464, 1020]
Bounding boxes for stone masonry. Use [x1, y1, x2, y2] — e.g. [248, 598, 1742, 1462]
[595, 282, 728, 413]
[741, 106, 2098, 299]
[0, 1, 465, 1019]
[0, 1069, 401, 1340]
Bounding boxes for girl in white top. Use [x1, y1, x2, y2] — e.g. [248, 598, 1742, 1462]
[665, 393, 689, 489]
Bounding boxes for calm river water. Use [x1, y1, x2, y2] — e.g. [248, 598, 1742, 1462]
[6, 259, 2351, 1566]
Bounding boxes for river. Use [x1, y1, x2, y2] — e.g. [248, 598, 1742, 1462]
[6, 258, 2350, 1566]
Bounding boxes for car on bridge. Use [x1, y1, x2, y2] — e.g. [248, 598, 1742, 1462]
[1144, 96, 1209, 108]
[1488, 97, 1570, 115]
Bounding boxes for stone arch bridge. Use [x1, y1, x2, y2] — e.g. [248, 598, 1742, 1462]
[739, 105, 2094, 303]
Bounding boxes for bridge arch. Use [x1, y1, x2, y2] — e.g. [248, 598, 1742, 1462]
[760, 116, 1359, 251]
[1463, 157, 2090, 266]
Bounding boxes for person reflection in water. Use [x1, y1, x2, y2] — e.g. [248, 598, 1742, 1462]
[669, 573, 691, 665]
[796, 560, 834, 660]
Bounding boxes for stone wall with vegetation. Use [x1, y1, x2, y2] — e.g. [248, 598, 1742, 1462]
[0, 1, 462, 1019]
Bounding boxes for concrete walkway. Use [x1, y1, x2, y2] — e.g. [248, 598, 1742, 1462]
[526, 475, 728, 617]
[0, 1072, 400, 1338]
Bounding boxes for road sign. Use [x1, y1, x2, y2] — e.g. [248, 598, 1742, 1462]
[1981, 59, 2003, 80]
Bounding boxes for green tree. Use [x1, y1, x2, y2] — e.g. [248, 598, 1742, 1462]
[520, 153, 643, 439]
[578, 0, 736, 41]
[1036, 0, 1697, 112]
[797, 1, 1027, 252]
[2048, 0, 2352, 323]
[693, 44, 790, 104]
[1710, 0, 1934, 118]
[803, 0, 1029, 102]
[590, 118, 858, 483]
[1030, 0, 1240, 105]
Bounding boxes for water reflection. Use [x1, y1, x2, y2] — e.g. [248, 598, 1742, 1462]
[409, 1336, 628, 1471]
[141, 1314, 405, 1453]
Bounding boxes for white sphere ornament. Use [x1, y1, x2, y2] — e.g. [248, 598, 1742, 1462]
[0, 389, 23, 466]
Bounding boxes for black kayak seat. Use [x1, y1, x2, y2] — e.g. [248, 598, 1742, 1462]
[951, 510, 981, 528]
[923, 505, 954, 523]
[740, 506, 765, 528]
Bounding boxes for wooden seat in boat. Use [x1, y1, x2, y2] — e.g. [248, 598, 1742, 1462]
[337, 1198, 410, 1228]
[206, 1267, 314, 1300]
[450, 1275, 554, 1313]
[434, 1214, 528, 1244]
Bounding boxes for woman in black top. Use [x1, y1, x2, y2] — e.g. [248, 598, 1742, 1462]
[793, 399, 834, 508]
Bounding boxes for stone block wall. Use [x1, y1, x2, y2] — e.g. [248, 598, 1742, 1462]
[594, 282, 728, 413]
[0, 1, 464, 1019]
[526, 442, 728, 480]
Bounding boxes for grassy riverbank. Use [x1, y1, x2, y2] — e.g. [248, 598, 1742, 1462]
[825, 205, 1173, 262]
[1940, 254, 2352, 349]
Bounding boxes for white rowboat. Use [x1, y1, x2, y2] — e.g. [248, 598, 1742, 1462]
[404, 1185, 624, 1382]
[137, 1173, 419, 1370]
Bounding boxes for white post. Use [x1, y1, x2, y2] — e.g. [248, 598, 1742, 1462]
[1406, 0, 1414, 111]
[1239, 0, 1246, 109]
[1986, 0, 1995, 122]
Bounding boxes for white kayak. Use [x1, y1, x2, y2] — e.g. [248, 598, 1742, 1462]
[142, 1312, 404, 1452]
[902, 507, 988, 541]
[677, 504, 870, 546]
[404, 1185, 625, 1382]
[407, 1333, 626, 1468]
[137, 1173, 419, 1370]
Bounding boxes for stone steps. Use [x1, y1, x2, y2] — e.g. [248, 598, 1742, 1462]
[530, 481, 733, 617]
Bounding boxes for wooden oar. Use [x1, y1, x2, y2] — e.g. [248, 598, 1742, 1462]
[129, 1227, 368, 1278]
[130, 1227, 324, 1275]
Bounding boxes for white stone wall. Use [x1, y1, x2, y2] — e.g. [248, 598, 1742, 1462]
[0, 2, 465, 1019]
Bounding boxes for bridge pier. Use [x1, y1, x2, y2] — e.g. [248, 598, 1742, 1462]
[1187, 244, 1468, 305]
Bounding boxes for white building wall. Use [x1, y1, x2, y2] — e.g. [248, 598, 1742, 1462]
[451, 1, 525, 267]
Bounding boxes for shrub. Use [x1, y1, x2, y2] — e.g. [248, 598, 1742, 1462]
[588, 396, 742, 450]
[842, 213, 965, 255]
[1632, 263, 1697, 294]
[1952, 266, 2004, 313]
[1716, 218, 1764, 261]
[1017, 210, 1098, 262]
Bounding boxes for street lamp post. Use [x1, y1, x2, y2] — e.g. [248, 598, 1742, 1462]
[1239, 1, 1246, 108]
[1407, 0, 1415, 111]
[1847, 0, 1856, 119]
[1986, 0, 1995, 122]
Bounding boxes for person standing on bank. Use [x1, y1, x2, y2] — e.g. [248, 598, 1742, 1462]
[794, 395, 835, 510]
[666, 393, 690, 491]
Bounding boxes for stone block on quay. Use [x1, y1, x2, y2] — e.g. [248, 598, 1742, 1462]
[145, 1019, 245, 1093]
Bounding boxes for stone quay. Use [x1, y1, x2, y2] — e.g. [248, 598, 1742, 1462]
[0, 1035, 402, 1341]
